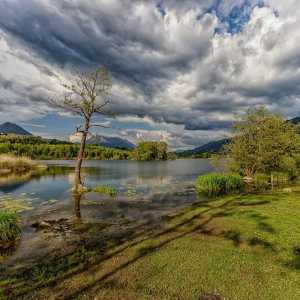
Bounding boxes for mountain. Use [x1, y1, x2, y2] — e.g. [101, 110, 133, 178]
[0, 122, 32, 136]
[179, 138, 230, 157]
[289, 117, 300, 124]
[88, 134, 135, 149]
[190, 138, 231, 154]
[181, 116, 300, 157]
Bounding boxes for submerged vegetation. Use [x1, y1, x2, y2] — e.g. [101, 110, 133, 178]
[89, 185, 117, 197]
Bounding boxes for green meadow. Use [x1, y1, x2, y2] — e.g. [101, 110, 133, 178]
[2, 188, 300, 300]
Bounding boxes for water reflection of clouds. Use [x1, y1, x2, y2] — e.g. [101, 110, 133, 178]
[128, 175, 173, 186]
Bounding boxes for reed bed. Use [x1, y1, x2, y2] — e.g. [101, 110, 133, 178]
[195, 173, 243, 196]
[0, 154, 42, 174]
[0, 211, 21, 244]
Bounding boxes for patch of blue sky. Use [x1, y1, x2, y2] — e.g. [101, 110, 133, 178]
[206, 0, 265, 34]
[155, 0, 166, 17]
[27, 113, 153, 140]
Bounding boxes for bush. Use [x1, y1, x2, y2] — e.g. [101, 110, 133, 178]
[253, 173, 270, 191]
[92, 185, 117, 197]
[0, 211, 21, 243]
[195, 173, 243, 196]
[279, 157, 298, 179]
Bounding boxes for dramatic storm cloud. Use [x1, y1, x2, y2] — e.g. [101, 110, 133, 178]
[0, 0, 300, 149]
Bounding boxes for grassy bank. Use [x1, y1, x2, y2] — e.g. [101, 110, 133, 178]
[2, 188, 300, 299]
[0, 155, 46, 175]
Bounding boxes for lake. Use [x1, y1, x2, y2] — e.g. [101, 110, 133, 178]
[0, 159, 215, 262]
[0, 159, 214, 217]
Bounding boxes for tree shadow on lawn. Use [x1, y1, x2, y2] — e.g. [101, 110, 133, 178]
[284, 246, 300, 270]
[1, 195, 279, 299]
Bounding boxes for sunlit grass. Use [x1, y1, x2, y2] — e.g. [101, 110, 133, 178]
[0, 211, 20, 243]
[0, 154, 46, 175]
[3, 189, 300, 299]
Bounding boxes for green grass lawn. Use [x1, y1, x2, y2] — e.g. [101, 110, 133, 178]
[2, 189, 300, 299]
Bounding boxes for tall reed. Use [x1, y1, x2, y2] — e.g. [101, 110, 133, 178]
[0, 211, 21, 243]
[195, 173, 243, 196]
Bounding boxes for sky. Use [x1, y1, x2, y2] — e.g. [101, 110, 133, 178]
[0, 0, 300, 150]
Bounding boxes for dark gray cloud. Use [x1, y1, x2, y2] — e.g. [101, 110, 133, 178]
[0, 0, 300, 148]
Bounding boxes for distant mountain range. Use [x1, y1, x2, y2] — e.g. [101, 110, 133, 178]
[0, 122, 135, 150]
[3, 116, 300, 154]
[179, 138, 231, 156]
[87, 134, 135, 149]
[180, 116, 300, 156]
[0, 122, 32, 136]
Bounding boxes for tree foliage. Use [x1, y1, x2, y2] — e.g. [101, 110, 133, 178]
[225, 107, 300, 177]
[134, 141, 168, 161]
[0, 135, 130, 160]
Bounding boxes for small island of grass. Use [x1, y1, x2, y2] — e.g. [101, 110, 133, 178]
[0, 154, 46, 176]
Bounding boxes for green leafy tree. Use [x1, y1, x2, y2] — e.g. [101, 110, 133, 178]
[225, 107, 300, 177]
[134, 141, 168, 161]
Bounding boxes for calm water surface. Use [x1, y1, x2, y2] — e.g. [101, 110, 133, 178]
[1, 159, 215, 262]
[0, 159, 214, 208]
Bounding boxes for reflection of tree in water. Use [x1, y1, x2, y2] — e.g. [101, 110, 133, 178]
[73, 192, 82, 221]
[0, 166, 73, 192]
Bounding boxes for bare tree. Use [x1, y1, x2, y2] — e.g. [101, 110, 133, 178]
[54, 67, 112, 192]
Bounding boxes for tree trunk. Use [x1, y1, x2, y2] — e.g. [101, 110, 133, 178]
[74, 119, 89, 192]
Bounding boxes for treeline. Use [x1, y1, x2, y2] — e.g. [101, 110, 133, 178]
[0, 135, 174, 161]
[0, 135, 131, 160]
[0, 135, 72, 145]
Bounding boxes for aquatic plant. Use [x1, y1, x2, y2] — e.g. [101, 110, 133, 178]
[0, 154, 45, 175]
[92, 185, 117, 197]
[125, 188, 138, 197]
[0, 197, 33, 213]
[0, 211, 21, 243]
[195, 173, 243, 196]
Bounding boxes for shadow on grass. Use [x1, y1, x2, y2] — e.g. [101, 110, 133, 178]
[284, 246, 300, 270]
[247, 237, 276, 252]
[223, 230, 242, 247]
[248, 212, 276, 234]
[1, 194, 278, 299]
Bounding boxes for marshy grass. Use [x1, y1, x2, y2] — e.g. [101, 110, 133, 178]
[0, 154, 45, 175]
[90, 185, 117, 197]
[195, 173, 243, 196]
[0, 211, 21, 244]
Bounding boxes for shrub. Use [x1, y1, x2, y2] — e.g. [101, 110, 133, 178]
[195, 173, 243, 196]
[0, 211, 21, 243]
[279, 157, 298, 179]
[92, 185, 117, 197]
[253, 173, 270, 191]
